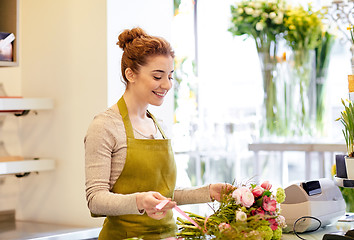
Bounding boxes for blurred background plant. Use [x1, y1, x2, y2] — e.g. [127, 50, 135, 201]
[349, 25, 354, 44]
[283, 3, 325, 136]
[315, 30, 336, 135]
[228, 0, 288, 137]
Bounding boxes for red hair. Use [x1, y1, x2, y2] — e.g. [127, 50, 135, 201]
[117, 27, 175, 84]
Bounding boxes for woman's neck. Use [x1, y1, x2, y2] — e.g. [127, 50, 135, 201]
[122, 92, 148, 119]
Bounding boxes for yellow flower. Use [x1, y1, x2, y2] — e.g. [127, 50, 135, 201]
[331, 164, 336, 177]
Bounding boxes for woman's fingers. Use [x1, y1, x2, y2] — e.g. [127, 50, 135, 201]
[148, 211, 167, 220]
[136, 192, 176, 219]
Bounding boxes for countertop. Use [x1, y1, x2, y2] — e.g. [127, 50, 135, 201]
[282, 220, 354, 240]
[1, 219, 352, 240]
[0, 220, 101, 240]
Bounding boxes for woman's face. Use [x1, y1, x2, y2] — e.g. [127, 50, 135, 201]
[129, 55, 174, 106]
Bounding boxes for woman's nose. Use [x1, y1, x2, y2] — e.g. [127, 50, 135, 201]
[161, 76, 172, 90]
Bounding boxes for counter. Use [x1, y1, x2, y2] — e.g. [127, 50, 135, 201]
[1, 220, 352, 240]
[282, 220, 354, 240]
[0, 220, 100, 240]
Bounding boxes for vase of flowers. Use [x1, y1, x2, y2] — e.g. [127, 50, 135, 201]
[228, 0, 288, 138]
[283, 4, 325, 137]
[177, 181, 286, 240]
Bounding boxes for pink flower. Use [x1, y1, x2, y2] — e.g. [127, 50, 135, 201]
[232, 187, 255, 208]
[268, 218, 278, 230]
[262, 196, 277, 212]
[252, 185, 264, 197]
[261, 181, 272, 190]
[250, 207, 265, 217]
[218, 222, 231, 231]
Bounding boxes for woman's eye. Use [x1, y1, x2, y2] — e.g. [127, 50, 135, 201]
[153, 76, 161, 80]
[169, 76, 174, 81]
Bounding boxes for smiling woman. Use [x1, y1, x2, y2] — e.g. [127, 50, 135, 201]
[84, 27, 231, 240]
[124, 55, 174, 109]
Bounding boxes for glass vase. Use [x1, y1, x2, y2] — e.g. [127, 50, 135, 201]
[257, 39, 294, 139]
[257, 42, 283, 139]
[288, 49, 316, 138]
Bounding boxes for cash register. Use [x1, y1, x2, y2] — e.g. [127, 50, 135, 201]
[280, 154, 354, 239]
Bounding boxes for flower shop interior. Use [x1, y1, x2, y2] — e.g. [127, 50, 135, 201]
[0, 0, 353, 239]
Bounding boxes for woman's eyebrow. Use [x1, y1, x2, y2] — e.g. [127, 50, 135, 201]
[152, 69, 165, 73]
[152, 69, 174, 74]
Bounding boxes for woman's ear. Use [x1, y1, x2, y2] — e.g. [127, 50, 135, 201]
[125, 68, 135, 83]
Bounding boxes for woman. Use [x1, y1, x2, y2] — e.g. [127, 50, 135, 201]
[85, 27, 229, 240]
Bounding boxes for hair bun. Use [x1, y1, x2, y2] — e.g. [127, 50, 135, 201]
[117, 27, 147, 50]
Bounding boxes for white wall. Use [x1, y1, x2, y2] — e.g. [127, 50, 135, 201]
[107, 0, 174, 132]
[17, 0, 108, 227]
[0, 0, 173, 228]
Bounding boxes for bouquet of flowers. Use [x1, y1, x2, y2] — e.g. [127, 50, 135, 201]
[228, 0, 288, 46]
[177, 181, 286, 240]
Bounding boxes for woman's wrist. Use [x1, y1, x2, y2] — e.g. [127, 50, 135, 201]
[136, 193, 145, 214]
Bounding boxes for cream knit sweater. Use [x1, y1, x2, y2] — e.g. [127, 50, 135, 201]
[85, 103, 211, 216]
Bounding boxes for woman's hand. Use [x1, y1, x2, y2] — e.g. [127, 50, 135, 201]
[209, 183, 234, 202]
[136, 191, 176, 220]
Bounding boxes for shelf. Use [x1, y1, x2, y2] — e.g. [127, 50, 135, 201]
[0, 159, 55, 175]
[334, 176, 354, 188]
[0, 61, 17, 67]
[0, 98, 54, 111]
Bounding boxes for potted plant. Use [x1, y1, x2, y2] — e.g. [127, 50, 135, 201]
[336, 99, 354, 179]
[336, 99, 354, 157]
[336, 99, 354, 212]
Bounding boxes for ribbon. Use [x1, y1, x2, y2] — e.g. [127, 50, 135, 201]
[156, 200, 201, 230]
[173, 205, 201, 230]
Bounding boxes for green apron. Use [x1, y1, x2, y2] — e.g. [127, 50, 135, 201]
[98, 97, 177, 240]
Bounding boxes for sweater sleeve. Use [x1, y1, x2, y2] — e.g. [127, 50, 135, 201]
[84, 112, 142, 216]
[173, 185, 212, 205]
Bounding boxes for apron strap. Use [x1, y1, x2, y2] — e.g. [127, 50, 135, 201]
[117, 96, 168, 139]
[117, 97, 135, 139]
[147, 110, 167, 139]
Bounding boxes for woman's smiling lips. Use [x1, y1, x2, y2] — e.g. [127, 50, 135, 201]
[153, 91, 167, 97]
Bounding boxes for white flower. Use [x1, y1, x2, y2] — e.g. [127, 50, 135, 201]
[237, 8, 244, 14]
[276, 215, 287, 228]
[262, 12, 269, 18]
[273, 17, 283, 24]
[245, 7, 254, 15]
[253, 10, 262, 17]
[256, 22, 264, 31]
[254, 2, 262, 9]
[269, 12, 277, 19]
[277, 11, 284, 19]
[236, 210, 247, 221]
